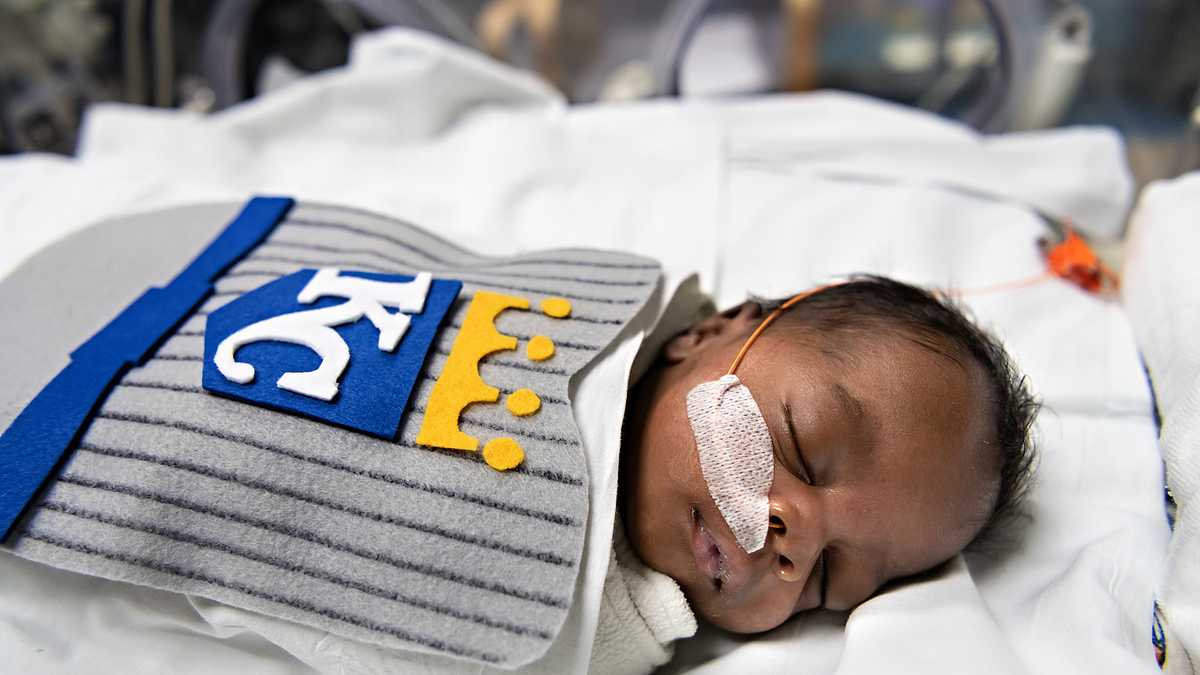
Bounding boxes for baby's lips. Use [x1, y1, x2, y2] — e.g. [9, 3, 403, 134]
[698, 503, 761, 596]
[690, 513, 725, 581]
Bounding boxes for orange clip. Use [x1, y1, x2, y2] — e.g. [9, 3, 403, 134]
[1043, 228, 1119, 294]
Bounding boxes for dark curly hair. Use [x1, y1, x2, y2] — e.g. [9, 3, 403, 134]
[760, 275, 1039, 553]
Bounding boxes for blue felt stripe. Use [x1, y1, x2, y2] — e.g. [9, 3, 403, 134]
[0, 196, 294, 541]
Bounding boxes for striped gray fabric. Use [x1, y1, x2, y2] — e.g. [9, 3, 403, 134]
[7, 202, 661, 668]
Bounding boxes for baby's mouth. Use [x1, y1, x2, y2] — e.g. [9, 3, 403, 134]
[690, 507, 728, 590]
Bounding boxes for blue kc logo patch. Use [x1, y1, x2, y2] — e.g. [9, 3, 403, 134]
[202, 268, 462, 438]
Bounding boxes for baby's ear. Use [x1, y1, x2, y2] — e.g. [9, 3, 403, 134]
[662, 301, 763, 364]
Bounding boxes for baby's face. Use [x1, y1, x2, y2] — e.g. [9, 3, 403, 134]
[620, 303, 997, 633]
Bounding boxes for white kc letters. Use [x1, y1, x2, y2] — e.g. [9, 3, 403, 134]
[214, 269, 432, 401]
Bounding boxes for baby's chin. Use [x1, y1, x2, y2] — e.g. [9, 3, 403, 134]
[687, 593, 799, 634]
[670, 555, 805, 634]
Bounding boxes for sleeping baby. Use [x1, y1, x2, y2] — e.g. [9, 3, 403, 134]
[602, 276, 1038, 672]
[0, 199, 1037, 674]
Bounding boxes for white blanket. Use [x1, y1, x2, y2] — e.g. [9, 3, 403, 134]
[1124, 173, 1200, 675]
[0, 29, 1167, 675]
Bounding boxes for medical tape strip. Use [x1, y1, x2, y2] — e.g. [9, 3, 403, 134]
[687, 374, 774, 553]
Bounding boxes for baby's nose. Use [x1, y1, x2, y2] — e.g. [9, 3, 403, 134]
[767, 511, 822, 584]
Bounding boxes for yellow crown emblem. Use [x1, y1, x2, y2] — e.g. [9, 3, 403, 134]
[416, 291, 571, 470]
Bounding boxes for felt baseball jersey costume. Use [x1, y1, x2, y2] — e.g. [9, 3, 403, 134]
[0, 197, 663, 669]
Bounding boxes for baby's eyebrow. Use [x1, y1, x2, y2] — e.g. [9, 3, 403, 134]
[833, 382, 878, 455]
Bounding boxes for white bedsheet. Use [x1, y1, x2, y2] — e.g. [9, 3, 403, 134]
[0, 29, 1167, 674]
[1124, 173, 1200, 675]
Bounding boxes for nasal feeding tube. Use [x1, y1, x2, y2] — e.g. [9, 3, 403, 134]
[685, 290, 822, 553]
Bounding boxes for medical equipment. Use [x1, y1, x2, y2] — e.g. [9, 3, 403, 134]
[651, 0, 1097, 131]
[688, 374, 775, 554]
[201, 0, 477, 110]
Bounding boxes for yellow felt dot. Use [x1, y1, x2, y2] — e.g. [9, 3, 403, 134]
[527, 335, 556, 361]
[506, 388, 541, 417]
[541, 297, 572, 319]
[483, 437, 524, 471]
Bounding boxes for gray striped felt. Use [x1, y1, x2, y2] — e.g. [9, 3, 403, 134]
[1, 201, 661, 668]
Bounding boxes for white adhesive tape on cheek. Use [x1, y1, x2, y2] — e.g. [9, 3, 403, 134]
[686, 373, 774, 553]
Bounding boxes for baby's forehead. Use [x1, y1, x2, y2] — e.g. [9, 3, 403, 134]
[775, 310, 972, 363]
[755, 321, 983, 404]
